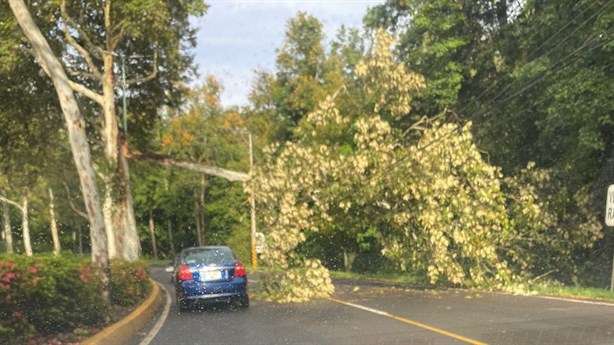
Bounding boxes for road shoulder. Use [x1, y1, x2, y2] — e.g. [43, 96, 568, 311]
[83, 279, 163, 345]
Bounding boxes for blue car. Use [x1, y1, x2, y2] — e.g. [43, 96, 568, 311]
[170, 246, 249, 311]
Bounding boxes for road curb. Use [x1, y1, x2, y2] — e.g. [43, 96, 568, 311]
[83, 279, 163, 345]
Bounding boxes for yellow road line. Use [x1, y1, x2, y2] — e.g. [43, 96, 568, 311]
[327, 297, 488, 345]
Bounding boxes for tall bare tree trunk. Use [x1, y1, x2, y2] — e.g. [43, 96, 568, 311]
[9, 0, 109, 301]
[102, 187, 117, 258]
[343, 250, 356, 272]
[98, 8, 140, 261]
[49, 188, 61, 255]
[1, 193, 13, 254]
[78, 225, 83, 255]
[167, 218, 175, 256]
[148, 208, 158, 259]
[21, 196, 32, 257]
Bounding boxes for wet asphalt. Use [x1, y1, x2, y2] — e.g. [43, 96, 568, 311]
[135, 267, 614, 345]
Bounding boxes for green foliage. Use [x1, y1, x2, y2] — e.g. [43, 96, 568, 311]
[250, 13, 345, 140]
[502, 164, 603, 283]
[364, 0, 611, 287]
[0, 255, 151, 343]
[365, 0, 501, 118]
[109, 259, 151, 306]
[259, 259, 334, 303]
[0, 255, 106, 343]
[131, 76, 258, 258]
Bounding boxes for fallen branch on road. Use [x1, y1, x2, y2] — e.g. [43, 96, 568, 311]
[125, 151, 249, 182]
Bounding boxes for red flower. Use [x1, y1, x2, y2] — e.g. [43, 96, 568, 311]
[4, 272, 15, 284]
[134, 268, 147, 281]
[28, 267, 37, 274]
[6, 261, 15, 270]
[12, 311, 22, 318]
[79, 266, 93, 284]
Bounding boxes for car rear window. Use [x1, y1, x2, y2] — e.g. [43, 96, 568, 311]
[184, 248, 235, 265]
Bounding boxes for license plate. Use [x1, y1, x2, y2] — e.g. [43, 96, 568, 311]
[200, 270, 222, 281]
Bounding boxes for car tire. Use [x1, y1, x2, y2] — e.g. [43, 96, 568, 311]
[237, 295, 249, 309]
[177, 296, 189, 312]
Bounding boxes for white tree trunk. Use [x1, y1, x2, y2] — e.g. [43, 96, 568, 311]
[48, 188, 61, 255]
[8, 0, 108, 284]
[99, 48, 140, 261]
[21, 196, 32, 257]
[148, 208, 158, 259]
[2, 196, 13, 254]
[102, 186, 117, 258]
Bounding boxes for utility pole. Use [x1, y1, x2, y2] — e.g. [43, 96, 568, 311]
[248, 132, 258, 268]
[229, 129, 258, 268]
[121, 54, 128, 136]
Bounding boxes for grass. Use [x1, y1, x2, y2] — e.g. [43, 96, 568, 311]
[330, 270, 426, 286]
[142, 256, 173, 266]
[330, 270, 614, 302]
[531, 284, 614, 302]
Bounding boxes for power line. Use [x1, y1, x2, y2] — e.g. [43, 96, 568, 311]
[471, 33, 614, 121]
[374, 32, 613, 181]
[458, 0, 613, 115]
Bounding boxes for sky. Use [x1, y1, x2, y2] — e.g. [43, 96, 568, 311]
[192, 0, 383, 107]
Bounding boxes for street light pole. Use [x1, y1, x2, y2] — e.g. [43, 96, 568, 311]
[248, 132, 258, 268]
[120, 54, 128, 136]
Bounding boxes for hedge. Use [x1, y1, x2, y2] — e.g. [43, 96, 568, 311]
[0, 254, 151, 344]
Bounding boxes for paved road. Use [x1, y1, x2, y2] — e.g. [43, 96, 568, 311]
[138, 267, 614, 345]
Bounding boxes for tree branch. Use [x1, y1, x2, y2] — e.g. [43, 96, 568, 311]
[0, 195, 24, 213]
[104, 0, 112, 50]
[60, 0, 104, 80]
[34, 53, 104, 105]
[109, 20, 128, 41]
[126, 151, 250, 182]
[125, 50, 158, 86]
[62, 183, 89, 220]
[66, 66, 98, 81]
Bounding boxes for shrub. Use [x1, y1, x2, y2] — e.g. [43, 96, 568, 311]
[0, 255, 107, 343]
[110, 259, 151, 306]
[0, 255, 152, 344]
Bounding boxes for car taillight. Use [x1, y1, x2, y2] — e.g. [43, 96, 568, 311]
[178, 264, 193, 281]
[235, 262, 246, 277]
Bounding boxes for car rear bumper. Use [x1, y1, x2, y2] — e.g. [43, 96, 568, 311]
[183, 291, 245, 302]
[176, 277, 247, 301]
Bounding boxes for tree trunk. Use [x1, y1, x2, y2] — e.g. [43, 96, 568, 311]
[102, 186, 117, 258]
[98, 20, 140, 261]
[21, 196, 32, 257]
[78, 225, 83, 254]
[167, 218, 175, 256]
[48, 188, 61, 255]
[148, 208, 158, 259]
[1, 193, 13, 254]
[343, 250, 356, 272]
[101, 140, 140, 261]
[9, 0, 109, 301]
